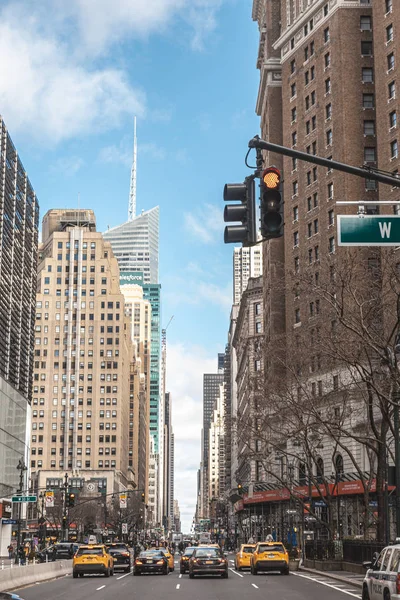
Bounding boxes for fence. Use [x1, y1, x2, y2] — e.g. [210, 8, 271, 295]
[305, 540, 342, 561]
[342, 540, 385, 564]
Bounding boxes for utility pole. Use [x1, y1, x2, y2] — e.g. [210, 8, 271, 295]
[15, 458, 27, 564]
[394, 386, 400, 537]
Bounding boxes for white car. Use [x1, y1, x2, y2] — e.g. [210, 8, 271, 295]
[362, 544, 400, 600]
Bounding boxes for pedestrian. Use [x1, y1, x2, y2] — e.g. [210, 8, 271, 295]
[69, 543, 74, 558]
[7, 544, 13, 559]
[52, 545, 57, 562]
[18, 546, 25, 565]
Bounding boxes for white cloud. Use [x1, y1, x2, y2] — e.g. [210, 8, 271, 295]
[0, 18, 145, 143]
[167, 342, 219, 531]
[50, 156, 85, 176]
[98, 142, 132, 167]
[184, 203, 223, 244]
[163, 277, 231, 311]
[0, 0, 224, 143]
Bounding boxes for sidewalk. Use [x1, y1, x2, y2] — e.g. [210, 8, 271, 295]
[300, 566, 364, 589]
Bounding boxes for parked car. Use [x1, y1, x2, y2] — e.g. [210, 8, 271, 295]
[362, 544, 400, 600]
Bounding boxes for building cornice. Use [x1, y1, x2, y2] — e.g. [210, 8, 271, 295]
[256, 59, 282, 117]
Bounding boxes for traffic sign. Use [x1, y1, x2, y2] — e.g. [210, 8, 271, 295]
[122, 523, 128, 534]
[12, 496, 36, 503]
[2, 519, 17, 524]
[338, 215, 400, 246]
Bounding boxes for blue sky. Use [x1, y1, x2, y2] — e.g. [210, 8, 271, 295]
[0, 0, 260, 532]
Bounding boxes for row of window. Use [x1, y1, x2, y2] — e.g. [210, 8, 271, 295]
[31, 460, 116, 469]
[293, 233, 335, 253]
[36, 300, 121, 309]
[32, 434, 117, 444]
[32, 410, 118, 418]
[43, 277, 108, 285]
[33, 397, 118, 406]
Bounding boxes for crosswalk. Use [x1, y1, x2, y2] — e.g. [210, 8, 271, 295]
[292, 571, 362, 598]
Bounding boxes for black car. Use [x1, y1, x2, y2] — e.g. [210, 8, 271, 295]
[133, 550, 168, 576]
[189, 546, 228, 579]
[37, 542, 79, 562]
[0, 594, 26, 600]
[180, 547, 195, 574]
[106, 543, 131, 572]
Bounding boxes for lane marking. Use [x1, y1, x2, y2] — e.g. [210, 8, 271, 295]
[116, 572, 131, 580]
[252, 583, 259, 589]
[96, 585, 106, 591]
[179, 574, 182, 578]
[176, 584, 180, 589]
[229, 567, 243, 578]
[292, 573, 361, 598]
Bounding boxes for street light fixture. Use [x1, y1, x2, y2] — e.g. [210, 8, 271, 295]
[15, 458, 28, 564]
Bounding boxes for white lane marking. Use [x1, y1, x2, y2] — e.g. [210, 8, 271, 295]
[176, 584, 180, 589]
[96, 585, 106, 591]
[229, 567, 243, 578]
[252, 583, 259, 589]
[179, 574, 182, 578]
[116, 572, 131, 580]
[292, 573, 361, 598]
[230, 560, 234, 563]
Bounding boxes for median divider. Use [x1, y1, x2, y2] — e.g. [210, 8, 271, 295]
[0, 559, 72, 592]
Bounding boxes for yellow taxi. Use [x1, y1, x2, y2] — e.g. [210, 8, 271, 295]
[73, 545, 114, 578]
[235, 544, 255, 570]
[159, 547, 175, 571]
[250, 541, 289, 575]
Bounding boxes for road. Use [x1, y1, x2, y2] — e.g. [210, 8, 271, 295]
[16, 555, 363, 600]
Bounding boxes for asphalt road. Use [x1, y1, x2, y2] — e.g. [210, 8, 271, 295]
[16, 555, 363, 600]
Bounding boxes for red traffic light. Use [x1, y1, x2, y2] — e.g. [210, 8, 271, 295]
[262, 167, 281, 189]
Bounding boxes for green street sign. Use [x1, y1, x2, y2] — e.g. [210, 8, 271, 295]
[338, 215, 400, 246]
[12, 495, 37, 503]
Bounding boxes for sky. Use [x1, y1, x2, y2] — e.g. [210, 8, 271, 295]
[0, 0, 260, 532]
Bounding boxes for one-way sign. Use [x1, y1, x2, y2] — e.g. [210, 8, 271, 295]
[338, 215, 400, 246]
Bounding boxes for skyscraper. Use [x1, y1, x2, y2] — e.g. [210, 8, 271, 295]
[0, 117, 39, 497]
[30, 209, 135, 498]
[203, 371, 224, 471]
[233, 246, 263, 304]
[103, 207, 159, 284]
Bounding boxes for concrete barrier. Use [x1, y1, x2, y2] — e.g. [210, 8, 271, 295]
[0, 559, 72, 592]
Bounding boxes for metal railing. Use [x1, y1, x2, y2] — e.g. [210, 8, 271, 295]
[305, 540, 343, 561]
[342, 540, 385, 564]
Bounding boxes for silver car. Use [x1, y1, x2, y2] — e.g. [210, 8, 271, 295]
[362, 544, 400, 600]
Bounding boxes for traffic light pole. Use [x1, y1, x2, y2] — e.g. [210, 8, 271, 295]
[248, 136, 400, 188]
[61, 473, 68, 541]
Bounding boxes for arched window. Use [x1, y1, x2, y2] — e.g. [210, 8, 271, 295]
[316, 457, 324, 482]
[335, 454, 344, 478]
[299, 462, 306, 484]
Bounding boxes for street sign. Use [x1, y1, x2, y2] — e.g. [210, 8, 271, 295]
[45, 491, 54, 507]
[286, 509, 297, 514]
[122, 523, 128, 534]
[119, 493, 127, 509]
[2, 519, 17, 525]
[338, 215, 400, 246]
[12, 496, 36, 503]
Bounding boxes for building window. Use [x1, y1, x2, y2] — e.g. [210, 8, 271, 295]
[312, 116, 316, 130]
[293, 206, 299, 222]
[390, 111, 397, 129]
[364, 120, 375, 136]
[255, 322, 262, 334]
[308, 222, 312, 238]
[326, 129, 332, 146]
[324, 27, 330, 43]
[305, 70, 309, 86]
[295, 308, 300, 324]
[292, 131, 297, 146]
[315, 245, 319, 261]
[387, 24, 394, 43]
[386, 0, 392, 13]
[325, 78, 331, 94]
[326, 103, 332, 120]
[360, 16, 371, 31]
[366, 178, 377, 191]
[314, 219, 319, 234]
[363, 93, 374, 108]
[304, 46, 309, 61]
[291, 83, 296, 98]
[364, 147, 376, 163]
[255, 359, 261, 371]
[290, 59, 296, 74]
[389, 81, 396, 100]
[292, 157, 297, 171]
[361, 41, 373, 56]
[391, 140, 398, 159]
[308, 248, 313, 264]
[328, 209, 334, 226]
[329, 236, 335, 253]
[294, 256, 300, 273]
[311, 91, 316, 105]
[324, 53, 330, 69]
[362, 68, 373, 83]
[291, 107, 297, 122]
[328, 182, 334, 199]
[324, 3, 328, 16]
[293, 231, 299, 247]
[388, 53, 395, 71]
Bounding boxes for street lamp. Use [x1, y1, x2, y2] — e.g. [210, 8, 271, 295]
[15, 458, 28, 564]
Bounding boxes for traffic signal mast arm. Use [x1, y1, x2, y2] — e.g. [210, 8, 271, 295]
[249, 135, 400, 188]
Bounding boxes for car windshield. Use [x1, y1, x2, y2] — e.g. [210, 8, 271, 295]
[194, 548, 221, 558]
[242, 546, 255, 553]
[76, 547, 104, 556]
[107, 545, 128, 552]
[258, 544, 284, 553]
[184, 548, 195, 556]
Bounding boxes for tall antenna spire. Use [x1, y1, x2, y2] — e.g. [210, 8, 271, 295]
[128, 116, 137, 221]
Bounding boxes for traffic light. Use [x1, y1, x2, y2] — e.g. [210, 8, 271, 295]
[224, 177, 256, 245]
[260, 166, 284, 240]
[67, 492, 75, 507]
[237, 484, 243, 495]
[141, 492, 145, 503]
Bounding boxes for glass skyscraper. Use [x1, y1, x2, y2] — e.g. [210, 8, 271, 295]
[103, 207, 159, 284]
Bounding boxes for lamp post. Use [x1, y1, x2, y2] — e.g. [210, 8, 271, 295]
[275, 455, 285, 542]
[15, 458, 28, 564]
[38, 492, 46, 548]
